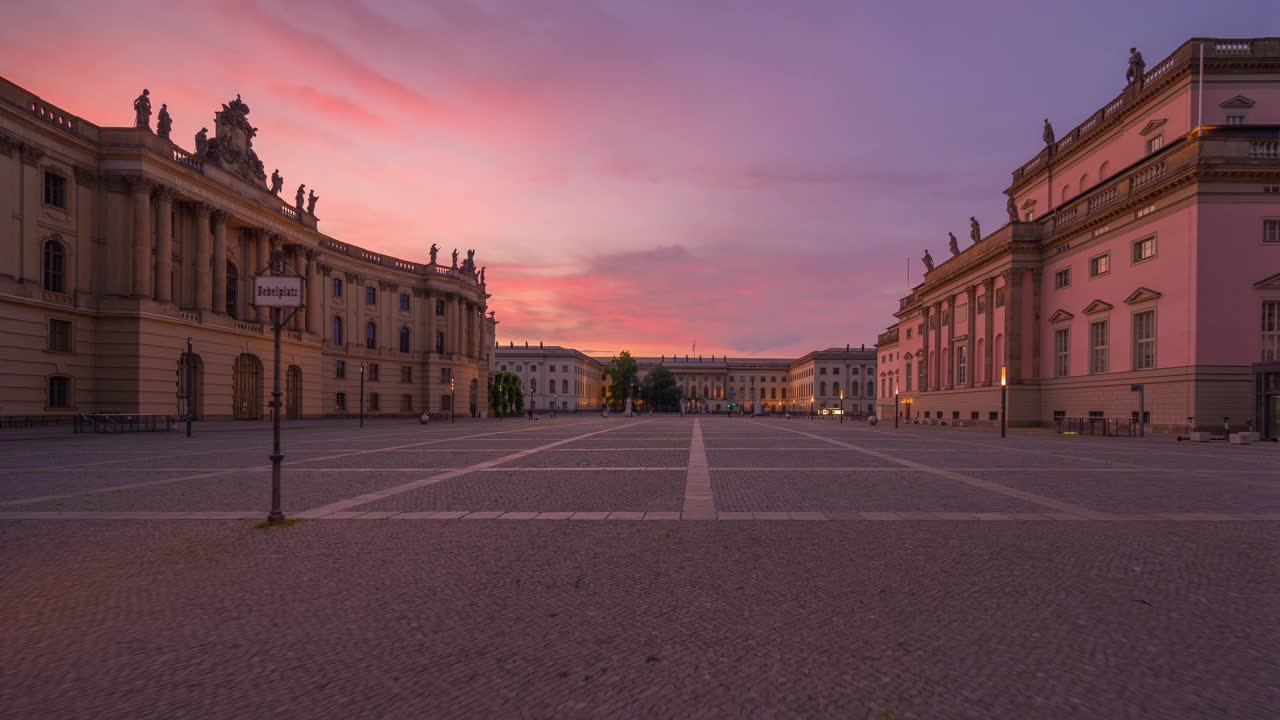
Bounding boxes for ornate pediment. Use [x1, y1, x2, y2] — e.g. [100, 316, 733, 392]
[197, 94, 267, 188]
[1048, 309, 1074, 323]
[1123, 287, 1162, 305]
[1254, 272, 1280, 288]
[1021, 198, 1037, 209]
[1139, 118, 1167, 136]
[1219, 95, 1255, 108]
[1082, 299, 1113, 314]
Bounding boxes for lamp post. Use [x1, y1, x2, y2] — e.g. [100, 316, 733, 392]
[185, 336, 193, 438]
[894, 390, 900, 429]
[839, 386, 844, 424]
[359, 363, 365, 429]
[1000, 366, 1008, 439]
[450, 376, 456, 423]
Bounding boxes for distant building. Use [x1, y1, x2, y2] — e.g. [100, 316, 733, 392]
[875, 38, 1280, 435]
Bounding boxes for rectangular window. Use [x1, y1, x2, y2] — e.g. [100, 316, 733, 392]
[1053, 410, 1066, 420]
[905, 362, 913, 391]
[401, 366, 412, 383]
[44, 173, 67, 209]
[989, 411, 999, 421]
[47, 376, 70, 408]
[956, 346, 967, 385]
[399, 293, 410, 312]
[440, 367, 451, 383]
[369, 393, 380, 411]
[918, 359, 927, 390]
[1263, 301, 1280, 361]
[1132, 236, 1156, 263]
[369, 363, 380, 381]
[366, 286, 377, 305]
[550, 365, 556, 373]
[335, 359, 346, 379]
[500, 364, 507, 371]
[1089, 253, 1110, 277]
[971, 411, 980, 420]
[1089, 320, 1109, 374]
[952, 411, 960, 420]
[1226, 114, 1244, 126]
[1133, 310, 1156, 370]
[440, 394, 452, 411]
[48, 319, 72, 352]
[1146, 134, 1164, 154]
[1264, 220, 1280, 244]
[905, 327, 912, 339]
[1088, 410, 1104, 419]
[995, 289, 1006, 308]
[1054, 268, 1071, 289]
[335, 392, 346, 410]
[436, 299, 445, 314]
[332, 278, 343, 297]
[1054, 328, 1070, 377]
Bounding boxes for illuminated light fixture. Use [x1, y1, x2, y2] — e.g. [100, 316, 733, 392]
[1000, 366, 1007, 387]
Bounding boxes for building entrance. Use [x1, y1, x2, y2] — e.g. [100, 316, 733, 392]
[286, 365, 303, 419]
[232, 353, 263, 420]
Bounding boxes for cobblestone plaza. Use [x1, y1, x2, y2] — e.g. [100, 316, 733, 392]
[1, 418, 1275, 718]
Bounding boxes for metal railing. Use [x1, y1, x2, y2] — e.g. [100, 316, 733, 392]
[1055, 416, 1135, 437]
[74, 414, 176, 434]
[0, 415, 75, 429]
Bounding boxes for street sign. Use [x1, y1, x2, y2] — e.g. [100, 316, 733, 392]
[252, 276, 304, 307]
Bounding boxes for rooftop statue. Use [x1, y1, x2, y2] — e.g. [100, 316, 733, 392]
[429, 243, 439, 264]
[922, 249, 934, 272]
[1007, 194, 1018, 224]
[1043, 118, 1055, 147]
[451, 248, 459, 268]
[295, 184, 305, 214]
[307, 189, 319, 215]
[133, 89, 151, 130]
[156, 104, 172, 140]
[480, 266, 486, 284]
[1126, 47, 1146, 86]
[969, 216, 981, 244]
[270, 169, 283, 195]
[202, 94, 267, 185]
[195, 127, 208, 155]
[948, 232, 960, 257]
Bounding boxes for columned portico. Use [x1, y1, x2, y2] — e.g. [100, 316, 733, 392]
[210, 209, 226, 313]
[129, 176, 153, 298]
[965, 284, 977, 388]
[982, 277, 995, 386]
[154, 186, 174, 303]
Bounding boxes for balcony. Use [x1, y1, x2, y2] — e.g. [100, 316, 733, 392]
[877, 327, 900, 346]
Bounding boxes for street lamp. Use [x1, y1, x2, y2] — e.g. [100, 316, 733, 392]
[839, 386, 844, 424]
[553, 393, 558, 419]
[894, 390, 900, 429]
[359, 362, 365, 429]
[450, 376, 456, 423]
[1000, 365, 1008, 439]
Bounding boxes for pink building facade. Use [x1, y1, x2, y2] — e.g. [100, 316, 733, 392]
[876, 38, 1280, 436]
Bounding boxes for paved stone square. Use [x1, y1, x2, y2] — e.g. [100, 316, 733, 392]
[0, 416, 1276, 718]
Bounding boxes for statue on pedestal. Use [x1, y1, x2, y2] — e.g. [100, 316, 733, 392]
[429, 243, 439, 264]
[922, 249, 934, 272]
[969, 216, 981, 244]
[270, 169, 283, 195]
[307, 189, 319, 215]
[1126, 47, 1146, 86]
[1007, 194, 1018, 224]
[156, 104, 172, 139]
[295, 184, 305, 214]
[948, 232, 960, 256]
[195, 127, 208, 155]
[451, 249, 459, 268]
[133, 89, 152, 130]
[479, 266, 486, 284]
[1043, 119, 1055, 147]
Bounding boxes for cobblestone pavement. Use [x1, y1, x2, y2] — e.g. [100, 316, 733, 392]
[1, 416, 1276, 718]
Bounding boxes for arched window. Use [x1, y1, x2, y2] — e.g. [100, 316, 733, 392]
[1099, 161, 1111, 180]
[332, 317, 343, 345]
[225, 262, 239, 318]
[819, 381, 826, 396]
[43, 239, 65, 293]
[399, 326, 410, 353]
[365, 322, 377, 349]
[1061, 184, 1071, 203]
[1079, 173, 1090, 192]
[436, 331, 444, 354]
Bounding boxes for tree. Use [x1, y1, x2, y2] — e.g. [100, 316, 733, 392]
[487, 372, 524, 417]
[640, 366, 682, 411]
[605, 350, 640, 411]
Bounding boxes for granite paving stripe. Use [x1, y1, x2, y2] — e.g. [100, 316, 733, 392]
[710, 469, 1045, 513]
[683, 419, 715, 515]
[963, 469, 1280, 514]
[354, 470, 684, 514]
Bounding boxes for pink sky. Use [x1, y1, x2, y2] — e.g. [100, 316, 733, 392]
[5, 0, 1269, 356]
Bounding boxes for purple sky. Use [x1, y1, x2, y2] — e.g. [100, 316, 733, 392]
[4, 0, 1275, 355]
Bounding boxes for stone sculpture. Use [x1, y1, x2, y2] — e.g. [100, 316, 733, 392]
[156, 104, 172, 139]
[480, 266, 486, 284]
[270, 169, 283, 195]
[922, 249, 934, 272]
[201, 95, 267, 185]
[133, 89, 152, 130]
[429, 243, 439, 264]
[948, 232, 960, 256]
[1126, 47, 1146, 86]
[195, 127, 208, 155]
[969, 216, 981, 244]
[451, 249, 459, 268]
[1043, 118, 1055, 147]
[307, 189, 319, 215]
[295, 184, 305, 214]
[1007, 194, 1018, 223]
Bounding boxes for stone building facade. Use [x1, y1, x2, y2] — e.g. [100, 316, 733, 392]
[875, 38, 1280, 435]
[0, 76, 494, 419]
[494, 344, 605, 412]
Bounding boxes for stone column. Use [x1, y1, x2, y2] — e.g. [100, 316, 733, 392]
[966, 285, 977, 388]
[919, 305, 930, 392]
[210, 210, 226, 313]
[305, 250, 319, 334]
[129, 177, 154, 297]
[983, 277, 996, 385]
[932, 301, 943, 391]
[193, 204, 212, 311]
[255, 231, 272, 323]
[468, 301, 478, 358]
[1030, 269, 1043, 380]
[945, 295, 956, 390]
[1004, 269, 1023, 383]
[154, 187, 174, 303]
[426, 289, 438, 356]
[453, 295, 463, 356]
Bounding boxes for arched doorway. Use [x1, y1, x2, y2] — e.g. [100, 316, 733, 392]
[232, 353, 263, 420]
[178, 351, 204, 420]
[286, 365, 303, 419]
[469, 378, 478, 417]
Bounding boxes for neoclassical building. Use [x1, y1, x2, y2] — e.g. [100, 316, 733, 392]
[875, 38, 1280, 435]
[0, 76, 496, 419]
[493, 344, 877, 414]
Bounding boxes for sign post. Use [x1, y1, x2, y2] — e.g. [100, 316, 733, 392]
[253, 256, 304, 525]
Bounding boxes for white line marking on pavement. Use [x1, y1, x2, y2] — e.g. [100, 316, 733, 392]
[682, 419, 715, 516]
[294, 419, 656, 518]
[746, 420, 1109, 517]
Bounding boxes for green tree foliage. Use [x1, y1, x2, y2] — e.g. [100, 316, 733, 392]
[488, 372, 524, 417]
[605, 350, 640, 411]
[639, 366, 682, 411]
